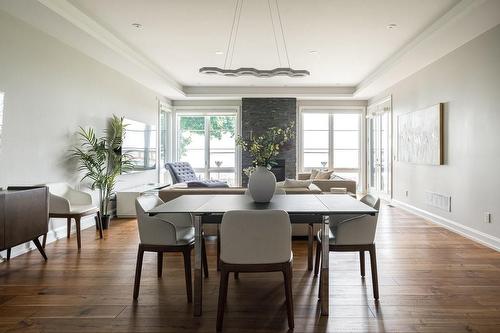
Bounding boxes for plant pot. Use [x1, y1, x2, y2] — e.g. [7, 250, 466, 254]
[248, 166, 276, 203]
[100, 215, 111, 230]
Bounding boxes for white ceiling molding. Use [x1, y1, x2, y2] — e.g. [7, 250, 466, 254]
[1, 0, 499, 101]
[182, 86, 356, 99]
[37, 0, 184, 97]
[37, 0, 181, 88]
[355, 0, 500, 98]
[0, 0, 184, 98]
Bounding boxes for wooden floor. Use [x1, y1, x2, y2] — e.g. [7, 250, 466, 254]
[1, 203, 500, 333]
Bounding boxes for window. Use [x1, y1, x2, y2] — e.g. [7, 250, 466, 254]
[300, 109, 363, 190]
[174, 110, 238, 186]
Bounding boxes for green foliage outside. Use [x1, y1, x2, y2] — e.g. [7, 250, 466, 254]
[179, 116, 236, 157]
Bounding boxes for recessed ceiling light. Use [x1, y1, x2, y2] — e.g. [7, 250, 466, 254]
[309, 50, 318, 55]
[386, 23, 398, 29]
[132, 23, 143, 29]
[215, 51, 224, 55]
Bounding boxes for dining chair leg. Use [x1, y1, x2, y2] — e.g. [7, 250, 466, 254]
[67, 217, 72, 239]
[283, 263, 294, 329]
[6, 248, 11, 260]
[216, 226, 221, 271]
[360, 250, 365, 277]
[216, 268, 230, 331]
[133, 245, 145, 300]
[234, 272, 239, 279]
[32, 238, 47, 261]
[318, 259, 322, 299]
[42, 233, 47, 248]
[369, 244, 379, 300]
[157, 252, 163, 278]
[75, 217, 82, 251]
[314, 240, 321, 277]
[183, 247, 193, 303]
[96, 211, 103, 239]
[307, 223, 314, 270]
[202, 237, 209, 278]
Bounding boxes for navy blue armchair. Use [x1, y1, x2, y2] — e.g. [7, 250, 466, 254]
[166, 162, 198, 184]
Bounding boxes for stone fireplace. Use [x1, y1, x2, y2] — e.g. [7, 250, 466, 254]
[241, 98, 297, 186]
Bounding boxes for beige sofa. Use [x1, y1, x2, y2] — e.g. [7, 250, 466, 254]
[158, 183, 321, 203]
[297, 172, 357, 194]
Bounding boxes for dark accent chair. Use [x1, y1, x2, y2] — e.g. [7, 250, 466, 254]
[166, 162, 198, 184]
[166, 162, 228, 188]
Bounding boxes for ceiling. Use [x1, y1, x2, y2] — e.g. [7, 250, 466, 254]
[1, 0, 499, 100]
[67, 0, 458, 88]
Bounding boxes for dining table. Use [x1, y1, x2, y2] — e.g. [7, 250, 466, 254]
[148, 193, 378, 317]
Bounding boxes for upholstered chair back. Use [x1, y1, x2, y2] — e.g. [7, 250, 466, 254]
[135, 195, 178, 245]
[360, 194, 381, 210]
[334, 194, 380, 245]
[46, 182, 71, 199]
[220, 210, 292, 265]
[335, 214, 378, 245]
[45, 182, 93, 214]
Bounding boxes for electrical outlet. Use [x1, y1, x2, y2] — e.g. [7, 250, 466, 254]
[484, 212, 492, 224]
[405, 190, 409, 197]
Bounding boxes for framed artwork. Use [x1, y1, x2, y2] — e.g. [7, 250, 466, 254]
[397, 103, 443, 165]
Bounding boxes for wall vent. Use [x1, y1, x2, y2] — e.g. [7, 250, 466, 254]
[425, 191, 451, 212]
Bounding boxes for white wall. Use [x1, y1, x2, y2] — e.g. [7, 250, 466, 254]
[0, 10, 163, 258]
[370, 24, 500, 246]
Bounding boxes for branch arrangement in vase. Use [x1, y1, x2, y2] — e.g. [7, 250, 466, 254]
[70, 115, 134, 226]
[236, 121, 295, 169]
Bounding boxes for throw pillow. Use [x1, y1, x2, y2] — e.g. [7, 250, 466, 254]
[283, 179, 313, 188]
[310, 169, 319, 179]
[315, 170, 334, 179]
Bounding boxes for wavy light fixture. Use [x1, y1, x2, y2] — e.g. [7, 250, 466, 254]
[199, 0, 310, 78]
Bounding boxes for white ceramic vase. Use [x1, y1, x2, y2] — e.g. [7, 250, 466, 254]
[248, 166, 276, 203]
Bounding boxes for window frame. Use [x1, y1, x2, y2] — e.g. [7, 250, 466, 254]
[298, 106, 366, 191]
[158, 101, 172, 184]
[172, 106, 241, 186]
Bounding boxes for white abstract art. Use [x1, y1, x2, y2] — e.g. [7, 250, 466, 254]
[397, 103, 443, 165]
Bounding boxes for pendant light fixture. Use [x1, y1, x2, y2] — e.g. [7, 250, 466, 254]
[199, 0, 310, 78]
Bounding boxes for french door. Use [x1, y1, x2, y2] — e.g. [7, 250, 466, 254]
[175, 113, 238, 186]
[367, 100, 392, 199]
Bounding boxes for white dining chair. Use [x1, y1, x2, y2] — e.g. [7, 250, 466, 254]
[216, 187, 286, 272]
[133, 195, 208, 302]
[42, 182, 102, 250]
[216, 210, 294, 331]
[314, 194, 381, 300]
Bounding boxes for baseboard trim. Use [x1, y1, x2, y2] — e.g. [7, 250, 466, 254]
[392, 199, 500, 252]
[0, 218, 96, 261]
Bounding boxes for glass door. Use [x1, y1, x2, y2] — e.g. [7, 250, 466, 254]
[176, 114, 237, 185]
[368, 104, 391, 199]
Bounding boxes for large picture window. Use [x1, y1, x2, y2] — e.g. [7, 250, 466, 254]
[174, 109, 239, 186]
[300, 108, 364, 189]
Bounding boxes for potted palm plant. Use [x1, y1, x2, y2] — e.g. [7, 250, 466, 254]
[71, 115, 133, 229]
[236, 122, 294, 202]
